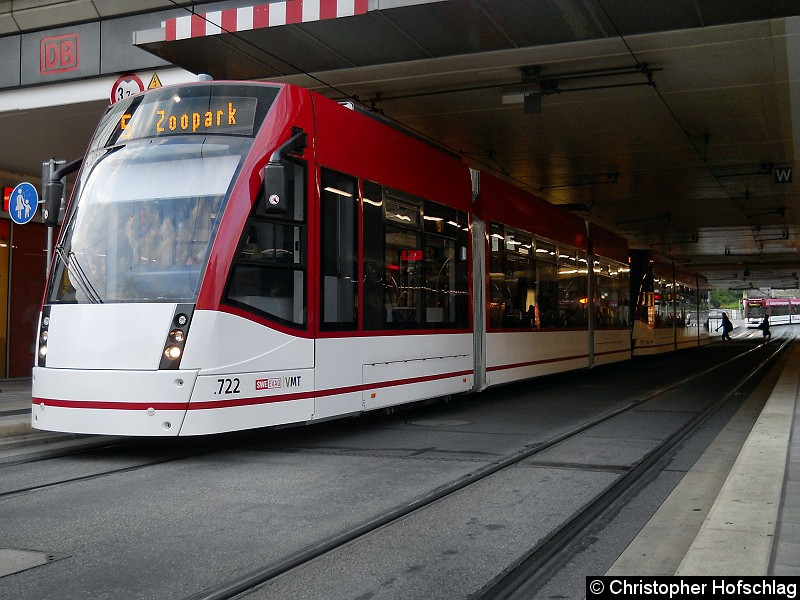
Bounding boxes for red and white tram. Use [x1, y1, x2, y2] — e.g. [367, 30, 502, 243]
[630, 251, 710, 356]
[746, 298, 800, 327]
[475, 174, 631, 388]
[31, 81, 696, 436]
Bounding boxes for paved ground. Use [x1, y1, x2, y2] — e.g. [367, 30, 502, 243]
[1, 329, 797, 600]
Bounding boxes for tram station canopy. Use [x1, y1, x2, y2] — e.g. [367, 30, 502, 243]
[7, 0, 800, 290]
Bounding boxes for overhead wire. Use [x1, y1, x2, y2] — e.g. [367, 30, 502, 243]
[595, 0, 748, 213]
[591, 0, 780, 270]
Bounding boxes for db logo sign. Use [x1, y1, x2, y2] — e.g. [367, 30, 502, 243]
[41, 34, 80, 75]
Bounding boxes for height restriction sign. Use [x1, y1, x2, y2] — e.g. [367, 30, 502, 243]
[111, 74, 144, 104]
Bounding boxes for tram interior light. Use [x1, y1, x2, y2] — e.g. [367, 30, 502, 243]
[323, 186, 353, 198]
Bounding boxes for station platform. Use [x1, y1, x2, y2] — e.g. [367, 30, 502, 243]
[606, 342, 800, 576]
[0, 378, 37, 440]
[2, 342, 798, 577]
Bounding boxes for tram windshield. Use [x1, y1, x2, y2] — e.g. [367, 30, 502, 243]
[48, 83, 279, 304]
[747, 302, 766, 320]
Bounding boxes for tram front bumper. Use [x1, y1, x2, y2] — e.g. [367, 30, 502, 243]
[32, 367, 198, 436]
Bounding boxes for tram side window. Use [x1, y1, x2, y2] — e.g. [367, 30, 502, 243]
[535, 241, 560, 328]
[320, 170, 358, 330]
[653, 275, 672, 328]
[675, 283, 696, 329]
[490, 224, 532, 329]
[594, 258, 630, 328]
[490, 223, 589, 330]
[227, 221, 305, 325]
[489, 225, 534, 328]
[362, 181, 385, 330]
[423, 201, 469, 327]
[698, 289, 709, 330]
[226, 161, 307, 327]
[385, 208, 424, 327]
[558, 248, 587, 328]
[488, 222, 506, 328]
[633, 263, 652, 326]
[388, 229, 424, 324]
[507, 231, 531, 327]
[364, 186, 469, 330]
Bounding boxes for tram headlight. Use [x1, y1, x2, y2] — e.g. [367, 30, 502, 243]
[160, 305, 193, 370]
[38, 307, 52, 367]
[164, 345, 182, 360]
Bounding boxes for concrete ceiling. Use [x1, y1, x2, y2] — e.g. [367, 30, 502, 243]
[4, 0, 800, 290]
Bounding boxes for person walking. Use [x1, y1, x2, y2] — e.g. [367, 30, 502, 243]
[758, 315, 771, 341]
[716, 312, 733, 341]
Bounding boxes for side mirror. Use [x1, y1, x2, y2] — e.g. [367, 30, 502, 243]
[262, 160, 288, 214]
[260, 130, 306, 216]
[43, 179, 64, 227]
[41, 157, 82, 228]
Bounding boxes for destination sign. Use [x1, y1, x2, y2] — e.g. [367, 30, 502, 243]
[118, 95, 258, 141]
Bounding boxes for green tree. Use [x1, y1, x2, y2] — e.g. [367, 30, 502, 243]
[709, 289, 741, 309]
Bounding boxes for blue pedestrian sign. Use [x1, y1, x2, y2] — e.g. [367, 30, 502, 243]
[9, 182, 38, 225]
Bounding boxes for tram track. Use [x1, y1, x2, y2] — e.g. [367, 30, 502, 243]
[477, 334, 794, 600]
[0, 436, 134, 469]
[0, 430, 298, 499]
[180, 337, 792, 600]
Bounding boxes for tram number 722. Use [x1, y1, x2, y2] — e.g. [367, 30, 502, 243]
[215, 378, 241, 395]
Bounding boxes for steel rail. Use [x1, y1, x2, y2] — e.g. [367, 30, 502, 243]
[476, 335, 794, 600]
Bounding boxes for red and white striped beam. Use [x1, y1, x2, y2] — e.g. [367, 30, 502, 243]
[165, 0, 370, 41]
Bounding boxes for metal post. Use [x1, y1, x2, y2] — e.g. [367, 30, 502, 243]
[586, 220, 595, 368]
[46, 227, 53, 278]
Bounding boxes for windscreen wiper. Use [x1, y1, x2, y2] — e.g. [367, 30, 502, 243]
[54, 245, 103, 304]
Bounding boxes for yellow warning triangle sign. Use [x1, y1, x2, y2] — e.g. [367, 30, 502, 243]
[148, 73, 163, 90]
